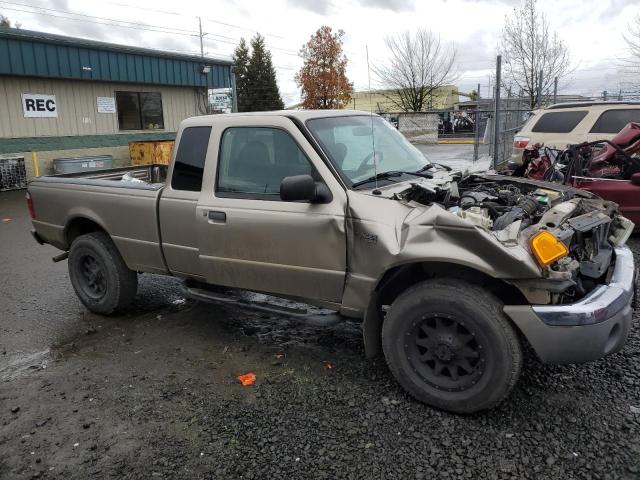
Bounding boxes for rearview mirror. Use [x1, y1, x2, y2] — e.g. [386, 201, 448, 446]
[280, 174, 332, 203]
[631, 172, 640, 186]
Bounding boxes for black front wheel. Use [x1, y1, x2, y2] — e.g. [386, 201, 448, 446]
[382, 279, 522, 414]
[68, 232, 138, 315]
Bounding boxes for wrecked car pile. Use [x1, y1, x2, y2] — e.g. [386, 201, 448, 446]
[392, 173, 634, 304]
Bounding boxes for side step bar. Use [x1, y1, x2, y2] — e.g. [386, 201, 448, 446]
[181, 283, 345, 327]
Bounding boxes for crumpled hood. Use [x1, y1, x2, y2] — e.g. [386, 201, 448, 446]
[346, 171, 633, 305]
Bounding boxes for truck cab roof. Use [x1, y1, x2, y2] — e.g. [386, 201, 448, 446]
[183, 109, 376, 126]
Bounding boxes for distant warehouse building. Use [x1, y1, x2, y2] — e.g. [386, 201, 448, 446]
[0, 27, 233, 182]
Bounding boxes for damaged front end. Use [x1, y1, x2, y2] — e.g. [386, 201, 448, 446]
[392, 174, 635, 305]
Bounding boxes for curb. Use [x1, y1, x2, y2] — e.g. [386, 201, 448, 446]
[437, 139, 477, 145]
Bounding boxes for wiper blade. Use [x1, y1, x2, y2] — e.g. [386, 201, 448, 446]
[352, 170, 432, 188]
[433, 162, 452, 171]
[417, 163, 451, 172]
[352, 171, 403, 188]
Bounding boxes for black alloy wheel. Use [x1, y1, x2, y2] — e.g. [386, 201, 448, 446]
[405, 314, 485, 392]
[78, 254, 107, 299]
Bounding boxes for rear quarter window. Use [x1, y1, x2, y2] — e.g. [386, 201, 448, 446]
[531, 111, 588, 133]
[590, 109, 640, 134]
[171, 126, 211, 191]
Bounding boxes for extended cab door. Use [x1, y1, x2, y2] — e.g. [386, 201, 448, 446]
[195, 116, 348, 303]
[159, 124, 212, 279]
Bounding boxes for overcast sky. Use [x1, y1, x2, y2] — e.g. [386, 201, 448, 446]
[1, 0, 639, 106]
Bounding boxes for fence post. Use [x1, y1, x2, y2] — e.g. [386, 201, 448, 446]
[473, 109, 480, 162]
[492, 55, 501, 170]
[473, 82, 480, 162]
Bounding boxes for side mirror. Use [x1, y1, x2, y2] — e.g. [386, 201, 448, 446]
[631, 173, 640, 186]
[280, 174, 332, 203]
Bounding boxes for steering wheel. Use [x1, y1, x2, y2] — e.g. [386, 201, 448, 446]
[355, 151, 383, 177]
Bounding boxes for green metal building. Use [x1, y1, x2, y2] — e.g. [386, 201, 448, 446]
[0, 27, 233, 180]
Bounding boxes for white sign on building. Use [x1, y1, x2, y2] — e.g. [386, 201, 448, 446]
[209, 88, 232, 113]
[97, 96, 116, 114]
[22, 94, 58, 118]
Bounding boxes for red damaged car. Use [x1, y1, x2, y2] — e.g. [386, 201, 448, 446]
[513, 122, 640, 224]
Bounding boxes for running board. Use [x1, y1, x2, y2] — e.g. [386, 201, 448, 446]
[181, 283, 345, 327]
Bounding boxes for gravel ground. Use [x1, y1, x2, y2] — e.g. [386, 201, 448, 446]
[1, 193, 639, 479]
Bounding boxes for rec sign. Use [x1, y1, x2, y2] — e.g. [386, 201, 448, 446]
[22, 94, 58, 118]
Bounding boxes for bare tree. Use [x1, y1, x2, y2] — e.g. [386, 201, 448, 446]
[1, 14, 11, 27]
[373, 29, 458, 112]
[501, 0, 571, 109]
[622, 15, 640, 73]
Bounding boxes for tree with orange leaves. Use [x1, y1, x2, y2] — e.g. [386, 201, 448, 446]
[296, 26, 352, 110]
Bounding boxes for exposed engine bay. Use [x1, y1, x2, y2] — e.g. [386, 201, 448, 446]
[392, 174, 634, 303]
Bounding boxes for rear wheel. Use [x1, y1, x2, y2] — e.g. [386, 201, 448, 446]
[68, 232, 138, 314]
[382, 279, 522, 413]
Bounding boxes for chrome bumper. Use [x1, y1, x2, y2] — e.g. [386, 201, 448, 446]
[533, 246, 635, 326]
[504, 246, 636, 364]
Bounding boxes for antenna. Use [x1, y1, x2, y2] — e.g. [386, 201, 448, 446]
[365, 45, 379, 190]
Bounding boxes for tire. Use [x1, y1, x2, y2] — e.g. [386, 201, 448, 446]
[68, 232, 138, 315]
[382, 279, 522, 414]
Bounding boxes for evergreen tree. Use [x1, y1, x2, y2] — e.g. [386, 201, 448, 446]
[246, 34, 284, 111]
[232, 38, 251, 112]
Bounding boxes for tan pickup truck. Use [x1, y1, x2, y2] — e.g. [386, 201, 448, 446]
[27, 110, 636, 413]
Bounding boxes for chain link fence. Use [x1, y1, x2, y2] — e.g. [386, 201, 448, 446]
[486, 94, 531, 169]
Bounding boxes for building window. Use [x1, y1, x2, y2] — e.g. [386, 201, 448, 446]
[115, 91, 164, 130]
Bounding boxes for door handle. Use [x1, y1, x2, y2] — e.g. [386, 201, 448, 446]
[208, 211, 226, 223]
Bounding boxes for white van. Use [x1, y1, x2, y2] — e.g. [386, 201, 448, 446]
[511, 102, 640, 164]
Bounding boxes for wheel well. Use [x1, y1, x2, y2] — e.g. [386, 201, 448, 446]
[363, 261, 529, 359]
[64, 217, 106, 248]
[375, 262, 528, 307]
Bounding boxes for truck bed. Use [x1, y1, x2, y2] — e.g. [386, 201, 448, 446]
[40, 164, 168, 189]
[28, 164, 169, 274]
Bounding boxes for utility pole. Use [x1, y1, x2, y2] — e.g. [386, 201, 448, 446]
[536, 69, 543, 108]
[477, 82, 481, 100]
[198, 16, 204, 58]
[553, 77, 558, 104]
[492, 54, 502, 170]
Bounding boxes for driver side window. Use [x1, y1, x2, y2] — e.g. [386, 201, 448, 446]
[216, 127, 313, 198]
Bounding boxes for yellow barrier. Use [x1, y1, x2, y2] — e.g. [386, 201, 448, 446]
[31, 151, 40, 177]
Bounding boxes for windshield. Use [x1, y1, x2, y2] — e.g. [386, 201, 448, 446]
[307, 115, 431, 186]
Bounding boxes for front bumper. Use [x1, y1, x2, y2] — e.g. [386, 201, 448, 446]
[504, 246, 636, 364]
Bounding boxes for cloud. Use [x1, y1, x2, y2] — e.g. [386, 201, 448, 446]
[356, 0, 415, 12]
[285, 0, 332, 15]
[285, 0, 415, 15]
[596, 0, 639, 20]
[457, 0, 520, 4]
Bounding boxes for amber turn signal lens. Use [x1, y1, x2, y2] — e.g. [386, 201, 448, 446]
[530, 231, 568, 266]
